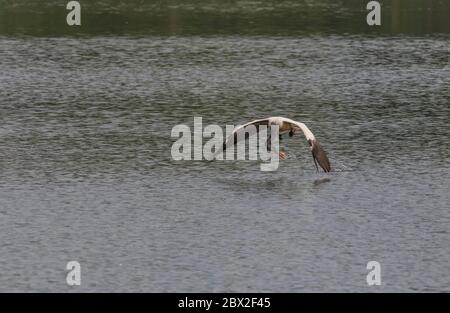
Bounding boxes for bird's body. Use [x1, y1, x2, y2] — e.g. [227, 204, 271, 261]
[220, 116, 331, 172]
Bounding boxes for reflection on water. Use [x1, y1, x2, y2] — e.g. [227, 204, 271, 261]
[0, 0, 449, 292]
[0, 0, 449, 36]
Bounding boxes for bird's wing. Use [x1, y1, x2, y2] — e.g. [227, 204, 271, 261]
[282, 118, 332, 173]
[220, 118, 271, 152]
[310, 138, 331, 173]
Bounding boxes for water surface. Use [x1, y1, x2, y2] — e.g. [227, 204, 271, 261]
[0, 1, 449, 292]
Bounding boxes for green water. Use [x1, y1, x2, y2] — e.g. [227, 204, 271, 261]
[0, 0, 449, 36]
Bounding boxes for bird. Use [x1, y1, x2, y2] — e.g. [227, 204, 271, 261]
[219, 117, 331, 173]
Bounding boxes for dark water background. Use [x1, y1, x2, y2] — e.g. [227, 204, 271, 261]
[1, 0, 450, 36]
[0, 0, 449, 292]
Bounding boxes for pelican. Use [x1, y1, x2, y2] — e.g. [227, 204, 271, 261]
[220, 117, 331, 172]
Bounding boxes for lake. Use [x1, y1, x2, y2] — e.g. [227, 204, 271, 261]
[0, 0, 449, 292]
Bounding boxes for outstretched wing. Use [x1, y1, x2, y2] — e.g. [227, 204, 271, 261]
[220, 118, 271, 152]
[310, 139, 331, 173]
[283, 118, 332, 173]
